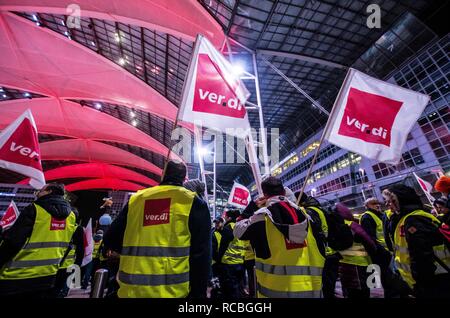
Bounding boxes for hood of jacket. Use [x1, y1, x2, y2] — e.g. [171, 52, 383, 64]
[35, 194, 72, 219]
[254, 196, 308, 244]
[388, 184, 423, 217]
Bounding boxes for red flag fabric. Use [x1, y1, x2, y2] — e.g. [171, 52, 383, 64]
[0, 201, 20, 231]
[227, 182, 251, 208]
[325, 68, 430, 164]
[178, 35, 251, 138]
[0, 109, 45, 188]
[82, 218, 94, 266]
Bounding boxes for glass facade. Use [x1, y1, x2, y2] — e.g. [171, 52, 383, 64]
[266, 34, 450, 212]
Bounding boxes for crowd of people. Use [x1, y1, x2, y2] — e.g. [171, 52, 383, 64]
[0, 159, 449, 298]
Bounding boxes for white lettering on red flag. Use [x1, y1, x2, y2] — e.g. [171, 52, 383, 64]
[325, 68, 430, 164]
[0, 109, 45, 188]
[178, 35, 251, 138]
[228, 182, 251, 208]
[0, 201, 20, 231]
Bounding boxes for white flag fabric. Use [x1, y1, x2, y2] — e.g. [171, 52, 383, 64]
[325, 68, 430, 164]
[228, 182, 251, 208]
[413, 172, 434, 203]
[0, 109, 45, 188]
[0, 201, 20, 231]
[82, 218, 94, 266]
[178, 34, 251, 138]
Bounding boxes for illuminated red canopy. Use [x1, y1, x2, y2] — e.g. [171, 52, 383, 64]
[18, 163, 157, 186]
[65, 178, 145, 192]
[40, 139, 162, 176]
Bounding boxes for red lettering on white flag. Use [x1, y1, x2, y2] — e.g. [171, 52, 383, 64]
[228, 182, 251, 209]
[0, 201, 20, 230]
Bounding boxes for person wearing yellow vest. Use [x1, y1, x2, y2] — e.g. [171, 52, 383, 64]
[382, 185, 450, 298]
[297, 192, 340, 299]
[334, 203, 377, 298]
[217, 209, 246, 298]
[0, 183, 79, 297]
[234, 177, 325, 298]
[360, 197, 401, 298]
[103, 160, 211, 298]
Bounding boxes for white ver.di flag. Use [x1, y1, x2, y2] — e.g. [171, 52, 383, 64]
[0, 201, 20, 231]
[228, 182, 251, 209]
[178, 34, 251, 138]
[325, 68, 430, 164]
[0, 109, 45, 188]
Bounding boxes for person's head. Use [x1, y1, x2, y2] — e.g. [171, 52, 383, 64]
[161, 160, 187, 185]
[183, 179, 206, 198]
[435, 176, 450, 197]
[213, 217, 224, 230]
[224, 209, 240, 223]
[382, 184, 422, 214]
[433, 197, 449, 215]
[261, 177, 285, 198]
[35, 183, 65, 199]
[364, 197, 382, 212]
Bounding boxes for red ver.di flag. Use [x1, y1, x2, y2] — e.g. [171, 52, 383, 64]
[0, 201, 20, 231]
[178, 34, 251, 138]
[325, 68, 430, 164]
[0, 109, 45, 188]
[228, 182, 251, 208]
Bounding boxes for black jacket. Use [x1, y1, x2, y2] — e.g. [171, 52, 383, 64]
[387, 186, 450, 295]
[103, 182, 211, 298]
[0, 194, 84, 296]
[217, 221, 236, 263]
[235, 196, 326, 260]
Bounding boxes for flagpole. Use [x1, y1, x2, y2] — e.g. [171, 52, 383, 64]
[164, 35, 202, 179]
[295, 69, 353, 206]
[246, 132, 263, 195]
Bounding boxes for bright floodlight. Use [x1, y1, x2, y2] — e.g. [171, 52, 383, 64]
[197, 147, 210, 157]
[118, 58, 126, 66]
[131, 120, 138, 127]
[130, 111, 136, 118]
[94, 103, 102, 109]
[232, 63, 245, 76]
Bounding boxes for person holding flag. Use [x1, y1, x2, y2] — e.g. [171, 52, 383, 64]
[0, 183, 81, 297]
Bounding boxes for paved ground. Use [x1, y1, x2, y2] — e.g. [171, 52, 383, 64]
[67, 281, 384, 298]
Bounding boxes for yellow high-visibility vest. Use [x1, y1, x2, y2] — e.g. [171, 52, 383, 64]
[221, 222, 246, 265]
[394, 210, 450, 289]
[212, 231, 222, 265]
[255, 211, 325, 298]
[0, 204, 76, 280]
[60, 245, 76, 269]
[118, 185, 196, 298]
[307, 206, 336, 256]
[243, 240, 255, 261]
[93, 240, 102, 259]
[339, 220, 371, 267]
[361, 211, 388, 250]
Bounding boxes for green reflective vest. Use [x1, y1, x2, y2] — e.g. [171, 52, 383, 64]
[221, 222, 246, 265]
[255, 209, 325, 298]
[0, 204, 76, 280]
[394, 210, 450, 289]
[118, 185, 196, 298]
[361, 210, 388, 250]
[339, 220, 371, 266]
[307, 206, 336, 256]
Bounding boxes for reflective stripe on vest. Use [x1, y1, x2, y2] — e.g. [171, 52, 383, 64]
[221, 222, 246, 265]
[257, 283, 323, 298]
[340, 220, 371, 266]
[394, 210, 450, 289]
[243, 240, 255, 261]
[255, 208, 325, 298]
[118, 185, 195, 298]
[0, 204, 76, 280]
[307, 206, 337, 256]
[361, 211, 388, 250]
[93, 240, 102, 259]
[60, 246, 76, 269]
